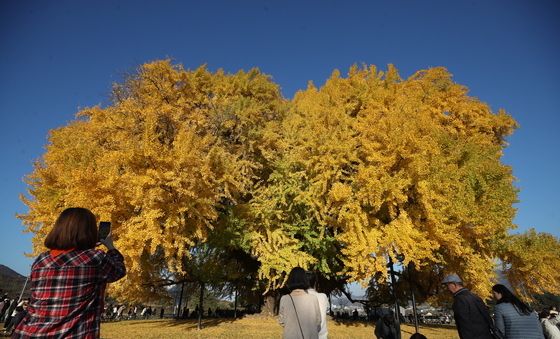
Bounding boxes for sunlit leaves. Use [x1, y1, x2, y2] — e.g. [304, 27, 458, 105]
[19, 60, 285, 300]
[250, 64, 519, 298]
[20, 60, 558, 303]
[501, 229, 560, 299]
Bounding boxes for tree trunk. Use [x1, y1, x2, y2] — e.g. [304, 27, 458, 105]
[198, 282, 204, 330]
[233, 287, 238, 318]
[261, 293, 278, 316]
[176, 282, 184, 319]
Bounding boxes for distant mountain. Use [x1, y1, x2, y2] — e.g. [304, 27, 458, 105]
[0, 264, 30, 299]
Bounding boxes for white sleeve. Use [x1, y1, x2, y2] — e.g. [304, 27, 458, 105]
[313, 296, 321, 330]
[320, 294, 329, 314]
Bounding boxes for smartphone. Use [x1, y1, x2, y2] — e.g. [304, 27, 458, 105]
[98, 221, 111, 241]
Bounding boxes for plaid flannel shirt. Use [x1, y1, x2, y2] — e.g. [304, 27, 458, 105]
[12, 248, 126, 339]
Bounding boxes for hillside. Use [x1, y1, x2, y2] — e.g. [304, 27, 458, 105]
[0, 264, 30, 299]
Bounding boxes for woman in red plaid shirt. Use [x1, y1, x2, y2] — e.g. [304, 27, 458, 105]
[12, 208, 126, 338]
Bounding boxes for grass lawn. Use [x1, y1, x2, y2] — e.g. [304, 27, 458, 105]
[101, 316, 459, 338]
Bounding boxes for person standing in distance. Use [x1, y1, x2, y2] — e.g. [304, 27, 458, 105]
[442, 273, 493, 339]
[12, 207, 126, 338]
[307, 272, 329, 339]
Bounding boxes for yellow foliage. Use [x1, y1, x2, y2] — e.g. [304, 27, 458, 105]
[250, 229, 317, 291]
[500, 229, 560, 299]
[19, 60, 285, 301]
[22, 61, 555, 302]
[249, 64, 518, 298]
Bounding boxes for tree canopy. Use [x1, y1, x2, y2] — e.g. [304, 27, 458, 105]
[20, 60, 285, 300]
[19, 60, 560, 303]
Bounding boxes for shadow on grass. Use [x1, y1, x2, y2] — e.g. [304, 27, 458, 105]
[400, 324, 457, 337]
[112, 317, 239, 330]
[330, 319, 456, 332]
[331, 318, 373, 328]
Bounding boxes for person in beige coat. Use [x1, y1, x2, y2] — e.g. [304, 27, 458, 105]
[279, 267, 321, 339]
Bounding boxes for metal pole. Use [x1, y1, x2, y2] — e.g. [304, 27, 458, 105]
[18, 275, 30, 303]
[388, 258, 402, 339]
[408, 262, 419, 333]
[411, 288, 419, 333]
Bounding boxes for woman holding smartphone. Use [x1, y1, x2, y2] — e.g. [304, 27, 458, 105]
[12, 207, 126, 339]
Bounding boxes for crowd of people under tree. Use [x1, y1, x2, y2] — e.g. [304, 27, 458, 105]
[2, 208, 560, 339]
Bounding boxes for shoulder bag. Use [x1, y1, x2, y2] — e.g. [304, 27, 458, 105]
[289, 294, 305, 339]
[474, 298, 504, 339]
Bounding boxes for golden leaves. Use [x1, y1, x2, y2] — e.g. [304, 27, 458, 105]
[21, 61, 549, 301]
[19, 60, 285, 300]
[500, 229, 560, 299]
[254, 64, 520, 296]
[250, 229, 317, 292]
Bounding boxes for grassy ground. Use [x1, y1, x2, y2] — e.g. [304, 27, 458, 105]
[101, 316, 459, 339]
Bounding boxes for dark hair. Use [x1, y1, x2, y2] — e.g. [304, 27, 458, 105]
[307, 271, 317, 289]
[44, 207, 98, 250]
[539, 310, 550, 319]
[410, 333, 428, 339]
[492, 284, 532, 315]
[286, 267, 309, 291]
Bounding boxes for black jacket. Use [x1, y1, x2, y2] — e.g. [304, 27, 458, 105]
[452, 288, 494, 339]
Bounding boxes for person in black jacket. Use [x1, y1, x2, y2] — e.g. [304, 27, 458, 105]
[442, 273, 494, 339]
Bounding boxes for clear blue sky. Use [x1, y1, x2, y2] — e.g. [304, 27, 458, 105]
[1, 1, 559, 276]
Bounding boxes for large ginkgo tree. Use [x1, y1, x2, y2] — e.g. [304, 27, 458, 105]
[20, 61, 560, 303]
[19, 60, 285, 300]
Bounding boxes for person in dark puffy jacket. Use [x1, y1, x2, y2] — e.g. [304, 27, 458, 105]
[374, 312, 398, 339]
[442, 273, 494, 339]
